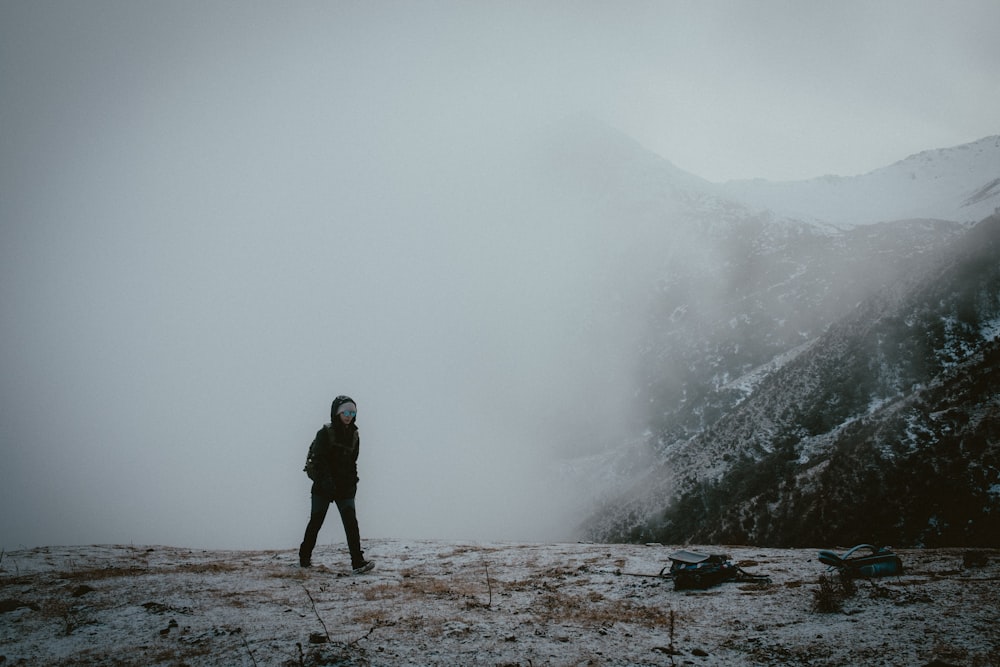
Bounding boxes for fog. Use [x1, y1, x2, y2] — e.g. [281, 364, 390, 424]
[2, 1, 998, 550]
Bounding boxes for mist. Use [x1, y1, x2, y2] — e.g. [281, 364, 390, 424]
[0, 2, 650, 549]
[3, 1, 998, 550]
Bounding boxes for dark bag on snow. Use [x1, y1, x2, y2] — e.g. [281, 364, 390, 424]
[817, 544, 903, 578]
[663, 549, 768, 590]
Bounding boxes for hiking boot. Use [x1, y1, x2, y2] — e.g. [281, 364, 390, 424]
[352, 560, 374, 575]
[299, 546, 312, 568]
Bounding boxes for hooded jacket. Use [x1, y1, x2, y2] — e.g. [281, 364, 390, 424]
[304, 421, 360, 501]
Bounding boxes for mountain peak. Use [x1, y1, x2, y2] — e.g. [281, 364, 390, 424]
[540, 115, 711, 189]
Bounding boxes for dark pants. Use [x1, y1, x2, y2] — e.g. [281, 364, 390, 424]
[300, 494, 364, 567]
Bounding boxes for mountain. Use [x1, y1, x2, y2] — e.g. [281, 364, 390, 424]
[717, 135, 1000, 227]
[584, 214, 1000, 547]
[549, 124, 1000, 548]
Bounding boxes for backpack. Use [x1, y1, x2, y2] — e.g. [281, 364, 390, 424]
[817, 544, 903, 578]
[663, 550, 768, 590]
[303, 431, 322, 481]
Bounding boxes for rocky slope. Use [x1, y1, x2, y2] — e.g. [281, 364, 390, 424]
[550, 124, 1000, 549]
[585, 215, 1000, 548]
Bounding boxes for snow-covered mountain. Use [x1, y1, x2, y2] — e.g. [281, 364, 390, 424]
[543, 119, 999, 231]
[583, 214, 1000, 547]
[717, 135, 1000, 227]
[542, 122, 1000, 548]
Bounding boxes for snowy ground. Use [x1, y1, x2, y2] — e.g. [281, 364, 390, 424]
[1, 540, 997, 666]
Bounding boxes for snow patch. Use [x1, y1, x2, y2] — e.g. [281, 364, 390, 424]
[981, 315, 1000, 342]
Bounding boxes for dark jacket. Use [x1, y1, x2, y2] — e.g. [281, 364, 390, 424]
[304, 423, 360, 501]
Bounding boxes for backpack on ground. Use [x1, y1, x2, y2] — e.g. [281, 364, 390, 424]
[662, 549, 769, 590]
[817, 544, 903, 578]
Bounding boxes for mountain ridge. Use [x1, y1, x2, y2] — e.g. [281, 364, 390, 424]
[547, 121, 1000, 548]
[715, 135, 1000, 226]
[582, 215, 1000, 547]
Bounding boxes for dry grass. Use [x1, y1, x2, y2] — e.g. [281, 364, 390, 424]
[532, 588, 672, 628]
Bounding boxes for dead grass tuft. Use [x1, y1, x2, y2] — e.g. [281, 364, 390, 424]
[49, 559, 244, 584]
[534, 589, 672, 628]
[361, 581, 398, 601]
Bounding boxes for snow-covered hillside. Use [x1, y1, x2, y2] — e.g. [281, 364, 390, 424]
[542, 121, 999, 239]
[718, 135, 1000, 227]
[584, 213, 1000, 548]
[539, 122, 1000, 549]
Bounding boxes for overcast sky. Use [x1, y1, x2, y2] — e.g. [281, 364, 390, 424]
[2, 1, 998, 551]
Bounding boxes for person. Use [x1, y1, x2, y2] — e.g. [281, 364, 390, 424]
[299, 395, 374, 573]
